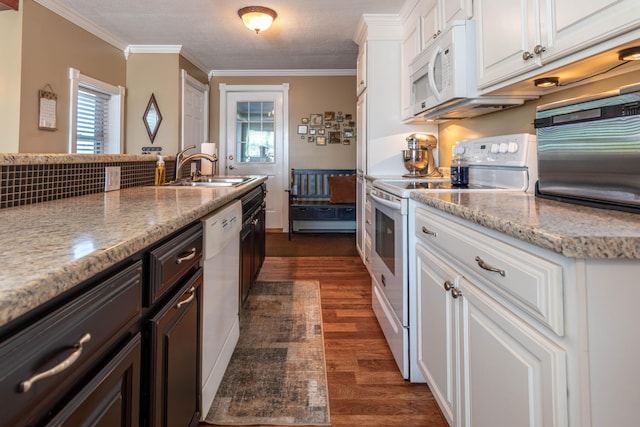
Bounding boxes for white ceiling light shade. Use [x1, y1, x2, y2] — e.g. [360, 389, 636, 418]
[238, 6, 277, 34]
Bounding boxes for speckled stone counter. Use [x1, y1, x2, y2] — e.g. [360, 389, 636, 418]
[0, 179, 265, 328]
[411, 192, 640, 259]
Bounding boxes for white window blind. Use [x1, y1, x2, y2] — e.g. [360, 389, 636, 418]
[76, 86, 111, 154]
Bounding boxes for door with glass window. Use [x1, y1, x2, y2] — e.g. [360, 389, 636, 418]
[223, 89, 286, 230]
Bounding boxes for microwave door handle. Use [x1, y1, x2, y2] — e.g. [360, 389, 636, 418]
[370, 192, 402, 210]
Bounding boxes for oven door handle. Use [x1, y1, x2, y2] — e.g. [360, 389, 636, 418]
[370, 192, 402, 210]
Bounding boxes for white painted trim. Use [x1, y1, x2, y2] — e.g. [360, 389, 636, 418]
[179, 48, 209, 76]
[209, 69, 356, 78]
[125, 45, 183, 58]
[34, 0, 128, 52]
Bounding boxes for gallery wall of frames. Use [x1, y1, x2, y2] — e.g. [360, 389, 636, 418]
[296, 111, 355, 146]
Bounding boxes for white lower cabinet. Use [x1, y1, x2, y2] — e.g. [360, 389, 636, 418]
[416, 241, 567, 427]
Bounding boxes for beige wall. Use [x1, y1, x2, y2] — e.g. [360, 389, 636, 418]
[210, 75, 358, 170]
[438, 71, 640, 166]
[126, 53, 181, 155]
[18, 0, 126, 153]
[0, 6, 22, 152]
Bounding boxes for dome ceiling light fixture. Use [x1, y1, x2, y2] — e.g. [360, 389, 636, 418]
[238, 6, 277, 34]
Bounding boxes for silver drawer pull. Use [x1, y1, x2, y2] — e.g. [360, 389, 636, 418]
[451, 287, 463, 299]
[176, 247, 196, 264]
[19, 333, 92, 393]
[176, 286, 196, 309]
[474, 256, 506, 277]
[443, 280, 454, 291]
[421, 226, 437, 237]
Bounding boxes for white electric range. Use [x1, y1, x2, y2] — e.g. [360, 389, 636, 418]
[368, 133, 538, 382]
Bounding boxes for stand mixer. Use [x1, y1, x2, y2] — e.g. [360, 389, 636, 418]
[402, 133, 443, 178]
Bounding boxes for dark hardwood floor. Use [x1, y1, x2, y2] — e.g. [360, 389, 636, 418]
[201, 233, 448, 426]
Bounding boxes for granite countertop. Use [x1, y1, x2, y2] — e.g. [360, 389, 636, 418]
[0, 178, 266, 328]
[411, 191, 640, 259]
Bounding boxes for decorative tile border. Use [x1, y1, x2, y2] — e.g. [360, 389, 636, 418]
[0, 155, 176, 209]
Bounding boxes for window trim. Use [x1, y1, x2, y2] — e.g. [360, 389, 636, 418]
[68, 68, 125, 154]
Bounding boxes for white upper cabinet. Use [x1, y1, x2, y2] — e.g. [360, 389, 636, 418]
[356, 43, 367, 96]
[476, 0, 640, 89]
[420, 0, 472, 50]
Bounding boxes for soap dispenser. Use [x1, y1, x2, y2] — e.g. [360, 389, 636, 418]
[155, 155, 166, 186]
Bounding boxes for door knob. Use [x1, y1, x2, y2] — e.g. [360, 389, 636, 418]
[229, 165, 235, 170]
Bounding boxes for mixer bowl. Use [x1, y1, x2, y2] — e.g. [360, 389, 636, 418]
[402, 149, 429, 176]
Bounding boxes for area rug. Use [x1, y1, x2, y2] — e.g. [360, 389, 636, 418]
[205, 280, 331, 426]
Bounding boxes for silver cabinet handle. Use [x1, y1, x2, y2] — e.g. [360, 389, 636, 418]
[522, 51, 534, 60]
[474, 256, 506, 277]
[176, 286, 196, 309]
[421, 226, 437, 237]
[19, 333, 92, 393]
[533, 44, 546, 54]
[176, 247, 196, 264]
[451, 287, 463, 299]
[444, 280, 454, 291]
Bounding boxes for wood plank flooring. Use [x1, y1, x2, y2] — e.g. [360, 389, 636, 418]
[255, 255, 448, 427]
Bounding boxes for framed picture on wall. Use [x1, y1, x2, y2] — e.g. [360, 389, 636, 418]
[310, 113, 323, 127]
[316, 136, 327, 146]
[301, 117, 309, 124]
[309, 128, 317, 135]
[324, 111, 335, 121]
[343, 128, 354, 138]
[308, 136, 315, 143]
[329, 131, 341, 144]
[297, 124, 308, 134]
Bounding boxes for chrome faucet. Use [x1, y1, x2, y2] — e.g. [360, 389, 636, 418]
[174, 145, 218, 181]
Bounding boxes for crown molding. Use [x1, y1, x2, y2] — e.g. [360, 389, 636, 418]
[124, 45, 182, 58]
[34, 0, 128, 52]
[209, 69, 357, 78]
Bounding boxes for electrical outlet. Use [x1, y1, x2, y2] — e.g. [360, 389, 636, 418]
[104, 166, 121, 192]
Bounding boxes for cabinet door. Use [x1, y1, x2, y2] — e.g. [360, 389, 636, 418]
[545, 0, 640, 63]
[148, 270, 202, 427]
[251, 206, 266, 279]
[420, 0, 441, 50]
[356, 93, 366, 174]
[356, 42, 367, 95]
[458, 278, 568, 427]
[415, 243, 458, 426]
[239, 223, 253, 307]
[45, 335, 141, 427]
[475, 0, 543, 89]
[441, 0, 471, 28]
[401, 18, 421, 120]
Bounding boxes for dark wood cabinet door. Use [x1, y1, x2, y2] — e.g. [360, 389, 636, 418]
[252, 206, 266, 278]
[148, 269, 202, 427]
[239, 224, 253, 307]
[45, 334, 141, 427]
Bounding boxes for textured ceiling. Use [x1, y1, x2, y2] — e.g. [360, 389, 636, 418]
[47, 0, 407, 72]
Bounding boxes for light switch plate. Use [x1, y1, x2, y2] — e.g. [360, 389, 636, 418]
[104, 166, 121, 192]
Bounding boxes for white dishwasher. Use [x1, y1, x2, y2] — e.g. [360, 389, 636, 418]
[200, 200, 242, 418]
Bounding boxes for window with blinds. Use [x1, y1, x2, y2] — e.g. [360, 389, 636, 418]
[76, 86, 111, 154]
[68, 67, 124, 154]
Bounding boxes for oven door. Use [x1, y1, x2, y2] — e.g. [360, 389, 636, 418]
[369, 190, 407, 326]
[370, 190, 409, 378]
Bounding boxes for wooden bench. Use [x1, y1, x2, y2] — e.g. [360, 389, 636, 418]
[287, 169, 357, 239]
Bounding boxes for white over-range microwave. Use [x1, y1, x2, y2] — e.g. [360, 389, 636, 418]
[410, 20, 534, 121]
[410, 20, 474, 116]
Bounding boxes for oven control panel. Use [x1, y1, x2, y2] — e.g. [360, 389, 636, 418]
[455, 133, 536, 167]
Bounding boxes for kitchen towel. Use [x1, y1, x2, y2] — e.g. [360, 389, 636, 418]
[201, 142, 216, 175]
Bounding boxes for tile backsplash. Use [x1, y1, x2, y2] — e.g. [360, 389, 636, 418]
[0, 155, 176, 209]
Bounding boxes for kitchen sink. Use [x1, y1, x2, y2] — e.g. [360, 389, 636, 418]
[166, 176, 256, 188]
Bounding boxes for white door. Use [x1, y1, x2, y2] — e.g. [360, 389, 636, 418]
[219, 84, 289, 231]
[181, 70, 209, 153]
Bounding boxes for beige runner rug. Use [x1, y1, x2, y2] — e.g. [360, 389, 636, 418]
[204, 280, 331, 426]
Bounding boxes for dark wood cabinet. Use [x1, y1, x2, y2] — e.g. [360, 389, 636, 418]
[0, 261, 142, 427]
[147, 270, 202, 427]
[45, 334, 141, 427]
[239, 184, 266, 307]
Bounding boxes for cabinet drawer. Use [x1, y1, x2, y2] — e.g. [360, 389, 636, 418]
[147, 223, 203, 306]
[415, 207, 564, 336]
[336, 206, 356, 219]
[290, 206, 315, 219]
[313, 206, 337, 219]
[0, 261, 142, 427]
